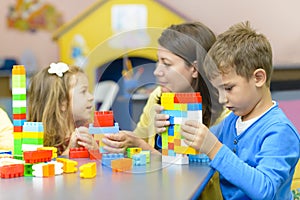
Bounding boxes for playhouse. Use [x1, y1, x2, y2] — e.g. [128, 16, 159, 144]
[52, 0, 188, 92]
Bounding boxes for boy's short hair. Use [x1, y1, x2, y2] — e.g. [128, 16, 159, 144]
[203, 21, 273, 87]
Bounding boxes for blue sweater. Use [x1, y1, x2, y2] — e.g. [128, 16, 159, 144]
[210, 103, 300, 200]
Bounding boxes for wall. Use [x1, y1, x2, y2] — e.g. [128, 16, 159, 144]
[0, 0, 96, 69]
[0, 0, 300, 70]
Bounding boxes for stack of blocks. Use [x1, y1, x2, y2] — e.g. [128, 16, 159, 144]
[161, 92, 203, 164]
[88, 111, 119, 153]
[12, 65, 27, 155]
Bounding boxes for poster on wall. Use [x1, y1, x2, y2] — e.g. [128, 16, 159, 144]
[6, 0, 63, 32]
[109, 4, 150, 49]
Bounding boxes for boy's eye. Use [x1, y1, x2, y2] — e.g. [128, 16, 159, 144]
[224, 86, 233, 91]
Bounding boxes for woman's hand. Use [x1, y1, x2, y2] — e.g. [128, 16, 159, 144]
[154, 104, 170, 134]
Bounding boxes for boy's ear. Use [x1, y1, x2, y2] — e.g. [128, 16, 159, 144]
[253, 68, 266, 87]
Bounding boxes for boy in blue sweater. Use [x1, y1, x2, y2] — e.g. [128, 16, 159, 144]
[181, 21, 300, 199]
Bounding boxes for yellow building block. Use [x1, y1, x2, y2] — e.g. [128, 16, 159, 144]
[56, 158, 78, 173]
[79, 162, 97, 178]
[174, 146, 199, 155]
[168, 136, 174, 143]
[23, 132, 44, 139]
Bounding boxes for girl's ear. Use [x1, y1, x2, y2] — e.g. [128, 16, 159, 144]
[61, 100, 67, 112]
[191, 61, 198, 78]
[253, 68, 266, 87]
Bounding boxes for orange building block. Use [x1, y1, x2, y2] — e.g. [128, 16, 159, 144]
[111, 158, 132, 172]
[42, 163, 55, 177]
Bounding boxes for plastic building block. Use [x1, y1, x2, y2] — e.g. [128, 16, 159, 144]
[102, 153, 124, 166]
[56, 158, 78, 173]
[24, 163, 33, 176]
[12, 65, 26, 75]
[23, 150, 52, 164]
[188, 154, 210, 163]
[23, 122, 44, 132]
[22, 144, 43, 152]
[47, 161, 63, 175]
[89, 149, 102, 160]
[79, 162, 97, 178]
[94, 111, 114, 127]
[0, 158, 25, 167]
[174, 92, 202, 103]
[111, 158, 132, 172]
[126, 147, 142, 158]
[132, 154, 146, 166]
[38, 147, 58, 159]
[89, 123, 119, 134]
[0, 164, 24, 178]
[140, 150, 151, 163]
[162, 154, 189, 165]
[69, 147, 89, 158]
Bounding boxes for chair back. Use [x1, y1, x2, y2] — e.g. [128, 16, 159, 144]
[94, 80, 119, 111]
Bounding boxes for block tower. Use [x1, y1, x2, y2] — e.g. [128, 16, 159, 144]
[161, 92, 202, 164]
[12, 65, 27, 156]
[88, 111, 119, 153]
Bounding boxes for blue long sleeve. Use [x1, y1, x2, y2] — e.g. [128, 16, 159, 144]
[210, 105, 300, 200]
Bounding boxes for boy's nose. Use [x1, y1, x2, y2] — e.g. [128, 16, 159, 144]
[218, 92, 228, 105]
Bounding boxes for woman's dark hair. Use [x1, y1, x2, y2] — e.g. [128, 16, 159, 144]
[158, 22, 223, 127]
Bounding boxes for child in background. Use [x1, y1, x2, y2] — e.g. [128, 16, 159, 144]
[102, 21, 229, 153]
[181, 21, 300, 199]
[28, 62, 98, 156]
[0, 108, 13, 151]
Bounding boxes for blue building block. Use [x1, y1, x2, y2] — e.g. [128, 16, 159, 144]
[101, 153, 124, 166]
[188, 154, 210, 163]
[132, 154, 146, 166]
[23, 122, 44, 132]
[13, 119, 26, 126]
[161, 110, 187, 118]
[169, 116, 174, 125]
[168, 125, 174, 136]
[187, 103, 202, 111]
[89, 123, 119, 134]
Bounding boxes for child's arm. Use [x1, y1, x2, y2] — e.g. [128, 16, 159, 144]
[102, 131, 160, 155]
[73, 127, 99, 150]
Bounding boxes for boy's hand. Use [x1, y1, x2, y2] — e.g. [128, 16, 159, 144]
[181, 120, 219, 156]
[154, 104, 170, 134]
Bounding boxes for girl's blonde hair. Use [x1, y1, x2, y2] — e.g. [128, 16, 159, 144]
[28, 65, 84, 155]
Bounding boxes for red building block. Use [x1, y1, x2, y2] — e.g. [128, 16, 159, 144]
[174, 92, 202, 103]
[93, 111, 114, 127]
[69, 147, 89, 159]
[23, 150, 52, 164]
[89, 149, 102, 160]
[0, 164, 24, 178]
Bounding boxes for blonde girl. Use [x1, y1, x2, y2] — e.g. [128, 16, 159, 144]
[28, 63, 98, 155]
